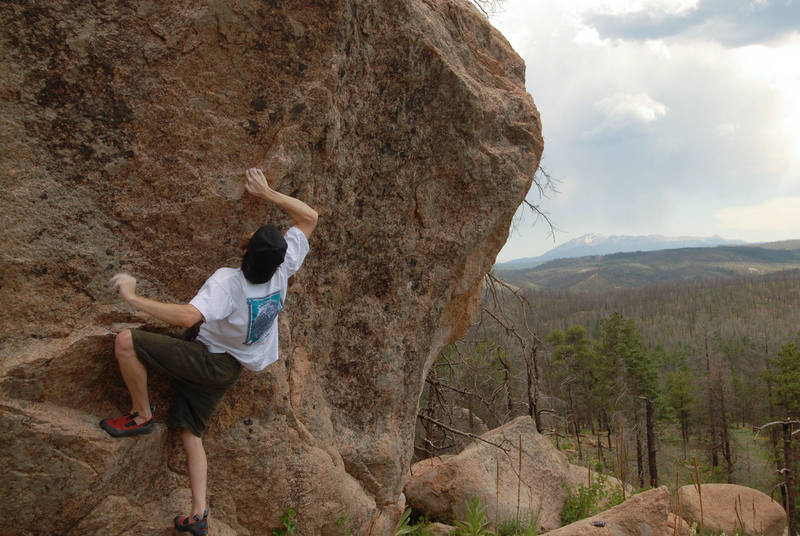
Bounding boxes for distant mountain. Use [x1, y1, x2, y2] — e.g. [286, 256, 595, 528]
[497, 234, 747, 270]
[495, 241, 800, 292]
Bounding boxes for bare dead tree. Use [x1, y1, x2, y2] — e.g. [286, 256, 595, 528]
[483, 272, 545, 432]
[756, 420, 800, 536]
[417, 413, 511, 452]
[467, 0, 505, 17]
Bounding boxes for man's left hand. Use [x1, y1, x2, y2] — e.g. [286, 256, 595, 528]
[110, 273, 137, 302]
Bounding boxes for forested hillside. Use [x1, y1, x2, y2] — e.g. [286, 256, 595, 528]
[417, 268, 800, 513]
[527, 269, 800, 357]
[497, 243, 800, 291]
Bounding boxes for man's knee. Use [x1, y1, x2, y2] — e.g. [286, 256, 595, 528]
[181, 428, 204, 448]
[114, 329, 135, 357]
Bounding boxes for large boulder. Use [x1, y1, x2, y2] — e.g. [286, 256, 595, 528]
[546, 487, 671, 536]
[667, 513, 692, 536]
[405, 416, 571, 530]
[429, 522, 458, 535]
[677, 484, 786, 536]
[0, 1, 542, 534]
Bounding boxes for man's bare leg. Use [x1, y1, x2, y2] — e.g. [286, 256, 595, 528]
[182, 428, 208, 518]
[114, 329, 153, 424]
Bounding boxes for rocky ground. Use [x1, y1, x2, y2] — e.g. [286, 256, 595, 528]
[405, 417, 788, 536]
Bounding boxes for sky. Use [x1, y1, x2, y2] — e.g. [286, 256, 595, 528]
[490, 0, 800, 262]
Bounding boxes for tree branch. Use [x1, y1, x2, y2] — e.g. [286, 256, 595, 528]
[417, 413, 511, 452]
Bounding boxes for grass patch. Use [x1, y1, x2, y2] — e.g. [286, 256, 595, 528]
[561, 474, 625, 524]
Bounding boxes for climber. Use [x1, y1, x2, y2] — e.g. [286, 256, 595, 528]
[100, 167, 318, 535]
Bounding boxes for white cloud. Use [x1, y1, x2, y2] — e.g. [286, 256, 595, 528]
[732, 36, 800, 165]
[574, 23, 607, 45]
[581, 0, 800, 47]
[646, 39, 672, 57]
[715, 197, 800, 232]
[714, 122, 739, 138]
[596, 92, 667, 122]
[583, 92, 668, 137]
[579, 0, 699, 17]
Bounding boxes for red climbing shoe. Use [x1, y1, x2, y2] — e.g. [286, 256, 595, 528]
[174, 509, 208, 535]
[99, 411, 153, 437]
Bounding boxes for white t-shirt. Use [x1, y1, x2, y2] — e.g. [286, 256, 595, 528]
[190, 227, 309, 371]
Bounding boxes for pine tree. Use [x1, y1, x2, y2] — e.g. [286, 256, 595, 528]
[767, 342, 800, 418]
[594, 312, 659, 487]
[663, 366, 694, 458]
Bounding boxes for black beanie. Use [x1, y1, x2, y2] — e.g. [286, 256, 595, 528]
[241, 225, 287, 284]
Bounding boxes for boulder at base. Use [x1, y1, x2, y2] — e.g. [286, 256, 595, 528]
[405, 416, 570, 530]
[0, 0, 542, 534]
[677, 484, 786, 536]
[546, 487, 671, 536]
[667, 513, 691, 536]
[428, 522, 457, 535]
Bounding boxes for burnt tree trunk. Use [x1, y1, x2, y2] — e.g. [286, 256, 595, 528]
[718, 375, 733, 483]
[705, 335, 719, 468]
[585, 384, 595, 436]
[680, 410, 689, 459]
[568, 384, 582, 461]
[765, 345, 787, 507]
[645, 397, 658, 487]
[597, 428, 604, 465]
[635, 410, 644, 488]
[784, 423, 796, 536]
[525, 339, 542, 433]
[496, 352, 513, 419]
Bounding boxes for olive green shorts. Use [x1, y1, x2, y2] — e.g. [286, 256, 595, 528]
[130, 329, 242, 437]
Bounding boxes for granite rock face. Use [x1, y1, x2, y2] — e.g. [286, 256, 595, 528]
[0, 1, 542, 534]
[405, 416, 570, 530]
[677, 484, 787, 536]
[546, 487, 671, 536]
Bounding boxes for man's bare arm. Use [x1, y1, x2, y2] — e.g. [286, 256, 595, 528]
[110, 273, 203, 328]
[245, 167, 318, 239]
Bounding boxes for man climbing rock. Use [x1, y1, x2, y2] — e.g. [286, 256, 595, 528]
[100, 167, 318, 535]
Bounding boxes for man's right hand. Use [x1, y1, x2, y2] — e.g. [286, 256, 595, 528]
[110, 273, 137, 303]
[244, 166, 318, 239]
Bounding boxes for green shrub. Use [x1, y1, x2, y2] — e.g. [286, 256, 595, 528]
[560, 474, 624, 524]
[272, 508, 297, 536]
[496, 514, 539, 536]
[560, 482, 599, 525]
[605, 484, 625, 509]
[454, 497, 495, 536]
[395, 509, 434, 536]
[337, 512, 352, 535]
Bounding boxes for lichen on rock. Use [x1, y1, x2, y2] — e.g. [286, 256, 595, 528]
[0, 1, 543, 534]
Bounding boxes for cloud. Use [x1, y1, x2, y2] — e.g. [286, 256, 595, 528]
[596, 92, 668, 123]
[715, 197, 800, 232]
[583, 92, 668, 138]
[584, 0, 800, 47]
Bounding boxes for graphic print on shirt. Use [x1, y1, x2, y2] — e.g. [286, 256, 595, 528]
[244, 291, 282, 345]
